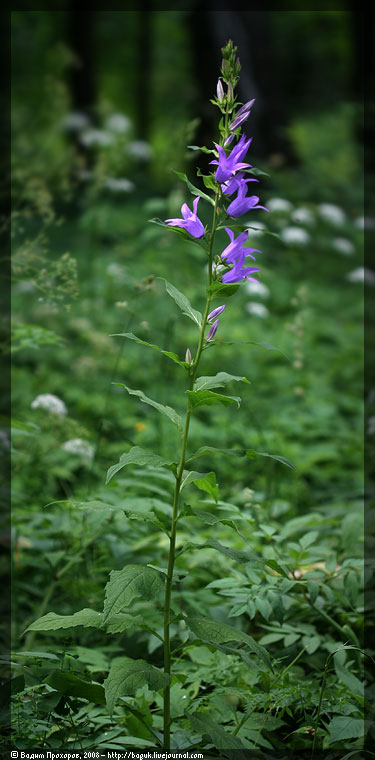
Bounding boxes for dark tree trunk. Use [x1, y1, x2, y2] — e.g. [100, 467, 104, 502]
[136, 1, 152, 141]
[67, 8, 95, 115]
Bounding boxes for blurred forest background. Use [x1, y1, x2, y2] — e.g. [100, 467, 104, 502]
[8, 9, 372, 753]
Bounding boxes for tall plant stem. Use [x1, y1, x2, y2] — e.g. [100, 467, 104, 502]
[163, 193, 219, 749]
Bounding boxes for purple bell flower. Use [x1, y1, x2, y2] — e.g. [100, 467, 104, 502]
[222, 263, 260, 284]
[221, 172, 258, 197]
[227, 184, 269, 218]
[221, 227, 260, 264]
[165, 196, 205, 238]
[209, 135, 252, 183]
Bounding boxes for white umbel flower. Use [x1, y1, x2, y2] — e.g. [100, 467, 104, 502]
[318, 203, 346, 226]
[280, 226, 310, 245]
[244, 280, 270, 298]
[245, 302, 269, 318]
[105, 113, 132, 134]
[80, 129, 114, 147]
[127, 140, 153, 160]
[62, 438, 94, 464]
[291, 207, 315, 226]
[346, 267, 375, 285]
[245, 221, 266, 237]
[105, 177, 135, 193]
[31, 394, 67, 416]
[332, 237, 355, 255]
[266, 197, 292, 212]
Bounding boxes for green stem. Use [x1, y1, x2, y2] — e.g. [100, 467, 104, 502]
[162, 192, 219, 749]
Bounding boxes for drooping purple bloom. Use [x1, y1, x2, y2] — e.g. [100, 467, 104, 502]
[206, 319, 220, 341]
[221, 172, 258, 196]
[209, 135, 252, 183]
[165, 196, 205, 238]
[221, 227, 260, 264]
[207, 304, 226, 323]
[227, 184, 269, 218]
[222, 263, 260, 284]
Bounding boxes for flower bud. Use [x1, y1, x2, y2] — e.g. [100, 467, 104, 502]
[236, 98, 255, 118]
[227, 83, 233, 101]
[207, 304, 226, 323]
[185, 347, 192, 364]
[229, 110, 251, 131]
[206, 319, 220, 341]
[216, 79, 224, 102]
[224, 134, 235, 147]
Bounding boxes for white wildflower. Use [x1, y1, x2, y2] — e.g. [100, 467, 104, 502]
[79, 129, 114, 147]
[332, 237, 355, 255]
[61, 112, 91, 132]
[354, 216, 365, 229]
[318, 203, 346, 226]
[105, 113, 132, 134]
[346, 267, 375, 285]
[245, 302, 269, 318]
[62, 438, 94, 464]
[291, 207, 315, 226]
[105, 177, 135, 193]
[245, 221, 266, 237]
[266, 197, 292, 213]
[31, 394, 67, 416]
[106, 263, 126, 279]
[127, 140, 153, 160]
[244, 280, 270, 299]
[280, 226, 310, 245]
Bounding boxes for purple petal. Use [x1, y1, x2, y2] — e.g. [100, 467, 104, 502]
[206, 319, 219, 341]
[207, 304, 226, 323]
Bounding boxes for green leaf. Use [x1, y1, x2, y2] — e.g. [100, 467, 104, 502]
[178, 538, 289, 578]
[246, 449, 295, 470]
[104, 656, 170, 714]
[105, 613, 144, 634]
[187, 389, 241, 409]
[187, 145, 216, 155]
[327, 716, 366, 744]
[110, 332, 188, 369]
[106, 446, 177, 485]
[186, 445, 245, 464]
[187, 711, 247, 750]
[180, 469, 211, 491]
[194, 372, 250, 392]
[207, 281, 240, 300]
[23, 609, 103, 634]
[307, 579, 320, 604]
[172, 170, 215, 206]
[186, 616, 272, 670]
[161, 279, 202, 327]
[192, 471, 219, 503]
[45, 671, 106, 705]
[114, 385, 182, 433]
[103, 565, 164, 622]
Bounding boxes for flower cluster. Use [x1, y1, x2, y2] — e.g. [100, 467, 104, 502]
[31, 394, 67, 416]
[163, 40, 268, 343]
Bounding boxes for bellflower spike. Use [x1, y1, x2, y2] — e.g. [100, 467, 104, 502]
[165, 196, 205, 238]
[207, 304, 226, 323]
[227, 184, 269, 218]
[209, 136, 252, 183]
[206, 319, 220, 341]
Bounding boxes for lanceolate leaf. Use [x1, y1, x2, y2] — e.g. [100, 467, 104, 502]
[178, 538, 289, 578]
[192, 471, 219, 503]
[103, 565, 164, 623]
[161, 279, 203, 327]
[207, 281, 240, 300]
[23, 609, 103, 634]
[110, 332, 188, 369]
[194, 372, 250, 392]
[180, 469, 212, 491]
[105, 657, 170, 714]
[246, 449, 296, 470]
[187, 389, 241, 409]
[106, 447, 177, 485]
[186, 445, 245, 463]
[114, 385, 182, 433]
[186, 616, 272, 670]
[172, 170, 215, 206]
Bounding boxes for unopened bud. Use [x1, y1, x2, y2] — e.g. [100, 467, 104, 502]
[216, 79, 224, 102]
[185, 347, 192, 364]
[206, 318, 220, 342]
[227, 83, 233, 101]
[207, 304, 226, 323]
[224, 134, 235, 147]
